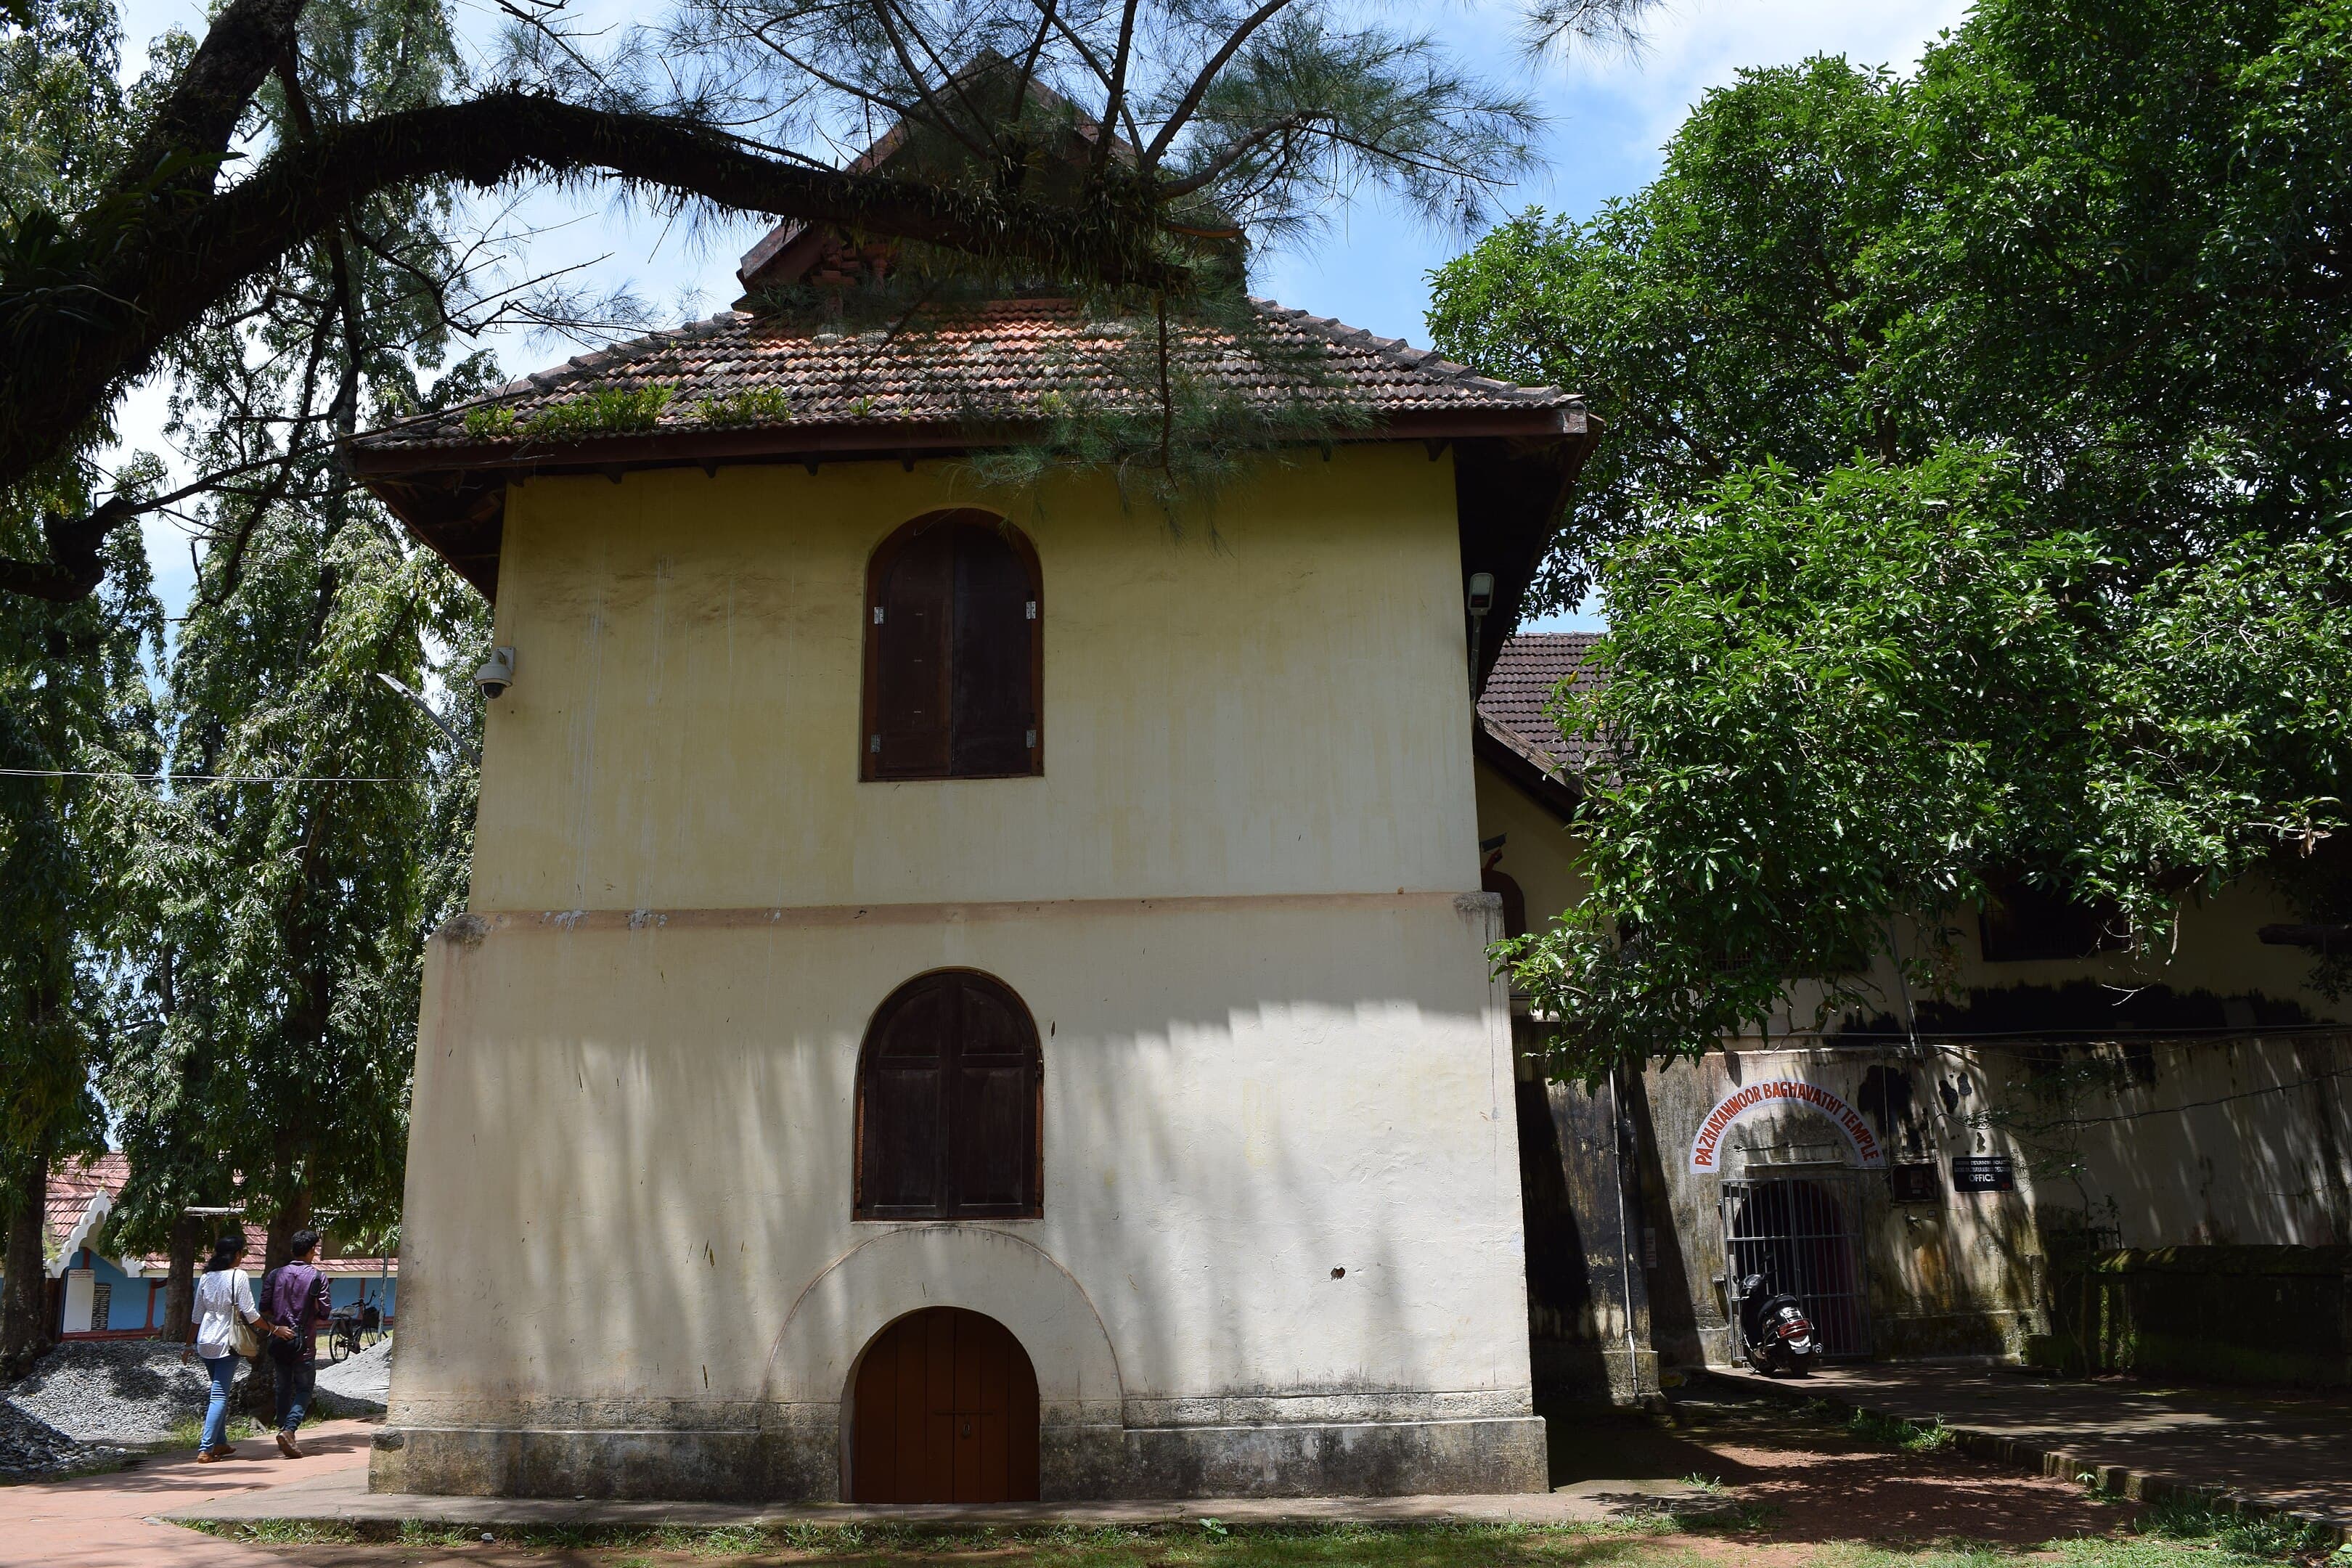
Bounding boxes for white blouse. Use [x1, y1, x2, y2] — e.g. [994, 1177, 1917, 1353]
[193, 1267, 258, 1358]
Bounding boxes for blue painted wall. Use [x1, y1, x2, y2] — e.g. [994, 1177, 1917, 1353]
[328, 1274, 399, 1319]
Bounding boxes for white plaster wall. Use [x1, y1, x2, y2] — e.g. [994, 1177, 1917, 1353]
[390, 896, 1533, 1430]
[472, 449, 1477, 912]
[388, 444, 1541, 1484]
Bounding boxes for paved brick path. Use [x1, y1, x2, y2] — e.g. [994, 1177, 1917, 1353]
[1737, 1363, 2352, 1530]
[0, 1420, 372, 1568]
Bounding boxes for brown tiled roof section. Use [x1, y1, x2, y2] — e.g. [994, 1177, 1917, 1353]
[350, 297, 1574, 453]
[1477, 632, 1607, 778]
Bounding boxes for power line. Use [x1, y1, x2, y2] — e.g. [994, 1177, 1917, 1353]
[0, 768, 435, 784]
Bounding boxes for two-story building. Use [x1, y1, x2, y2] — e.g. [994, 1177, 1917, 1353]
[351, 219, 1597, 1497]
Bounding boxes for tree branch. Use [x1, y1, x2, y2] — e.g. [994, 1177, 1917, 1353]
[0, 91, 1186, 583]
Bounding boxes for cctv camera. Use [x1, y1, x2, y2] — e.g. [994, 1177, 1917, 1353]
[473, 646, 515, 700]
[1466, 572, 1497, 616]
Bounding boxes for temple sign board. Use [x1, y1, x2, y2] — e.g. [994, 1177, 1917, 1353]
[1688, 1079, 1887, 1173]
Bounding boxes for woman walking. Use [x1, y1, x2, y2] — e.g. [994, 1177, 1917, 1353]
[183, 1232, 266, 1461]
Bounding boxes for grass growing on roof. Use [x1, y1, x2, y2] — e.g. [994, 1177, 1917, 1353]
[693, 388, 793, 425]
[462, 386, 675, 441]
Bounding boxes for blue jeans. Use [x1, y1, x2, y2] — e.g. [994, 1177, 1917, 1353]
[198, 1353, 238, 1451]
[271, 1344, 316, 1433]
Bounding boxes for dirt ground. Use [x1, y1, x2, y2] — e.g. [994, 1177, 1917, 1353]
[1544, 1383, 2145, 1550]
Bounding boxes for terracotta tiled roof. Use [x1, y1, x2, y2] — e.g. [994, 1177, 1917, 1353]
[46, 1153, 128, 1262]
[29, 1153, 394, 1278]
[1477, 632, 1607, 780]
[349, 296, 1577, 455]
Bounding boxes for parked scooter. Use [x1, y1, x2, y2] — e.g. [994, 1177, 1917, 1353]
[1733, 1273, 1821, 1376]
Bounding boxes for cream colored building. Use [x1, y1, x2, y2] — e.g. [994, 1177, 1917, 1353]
[1473, 635, 2352, 1392]
[352, 232, 1598, 1495]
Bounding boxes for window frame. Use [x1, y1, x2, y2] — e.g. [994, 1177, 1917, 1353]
[853, 968, 1045, 1222]
[859, 510, 1044, 783]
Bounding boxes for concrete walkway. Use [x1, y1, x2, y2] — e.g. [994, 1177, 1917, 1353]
[1709, 1362, 2352, 1535]
[167, 1469, 1720, 1530]
[0, 1418, 375, 1568]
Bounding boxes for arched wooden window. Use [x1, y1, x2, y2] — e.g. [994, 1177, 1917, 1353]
[1482, 867, 1529, 942]
[856, 971, 1042, 1220]
[862, 511, 1042, 780]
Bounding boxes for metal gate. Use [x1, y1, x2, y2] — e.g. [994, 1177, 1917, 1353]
[1720, 1174, 1873, 1359]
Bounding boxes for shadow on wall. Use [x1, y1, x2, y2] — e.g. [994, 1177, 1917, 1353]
[391, 899, 1527, 1499]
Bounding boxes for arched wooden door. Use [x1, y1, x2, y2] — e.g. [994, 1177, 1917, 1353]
[849, 1307, 1040, 1503]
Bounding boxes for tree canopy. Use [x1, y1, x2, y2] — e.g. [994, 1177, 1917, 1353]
[0, 0, 1651, 603]
[1427, 0, 2352, 1074]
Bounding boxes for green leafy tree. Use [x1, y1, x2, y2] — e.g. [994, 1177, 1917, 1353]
[0, 0, 1651, 603]
[1427, 0, 2352, 1071]
[89, 0, 486, 1383]
[0, 0, 164, 1379]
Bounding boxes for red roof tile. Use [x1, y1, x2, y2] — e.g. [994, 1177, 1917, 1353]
[1477, 632, 1607, 780]
[349, 296, 1577, 457]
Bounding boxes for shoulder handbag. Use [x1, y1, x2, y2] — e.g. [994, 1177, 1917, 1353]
[230, 1270, 262, 1358]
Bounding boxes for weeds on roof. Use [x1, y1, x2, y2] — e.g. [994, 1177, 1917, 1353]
[462, 386, 674, 441]
[693, 388, 793, 425]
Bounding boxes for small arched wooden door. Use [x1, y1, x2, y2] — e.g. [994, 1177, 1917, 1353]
[850, 1307, 1040, 1503]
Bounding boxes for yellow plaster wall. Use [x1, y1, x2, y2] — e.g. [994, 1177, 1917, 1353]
[1471, 757, 1588, 936]
[474, 448, 1477, 911]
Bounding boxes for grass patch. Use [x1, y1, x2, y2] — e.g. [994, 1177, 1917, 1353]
[1796, 1398, 1957, 1454]
[2124, 1496, 2346, 1563]
[165, 1413, 263, 1450]
[180, 1518, 1694, 1561]
[175, 1514, 2349, 1568]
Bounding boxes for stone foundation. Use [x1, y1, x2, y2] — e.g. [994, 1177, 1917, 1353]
[369, 1412, 1548, 1501]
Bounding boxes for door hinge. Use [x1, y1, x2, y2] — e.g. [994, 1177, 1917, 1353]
[1025, 600, 1037, 620]
[1025, 728, 1037, 748]
[873, 605, 885, 624]
[869, 735, 881, 754]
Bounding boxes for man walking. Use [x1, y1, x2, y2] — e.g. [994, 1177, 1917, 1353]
[262, 1229, 334, 1457]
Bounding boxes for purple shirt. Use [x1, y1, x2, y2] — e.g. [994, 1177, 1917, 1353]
[265, 1261, 332, 1336]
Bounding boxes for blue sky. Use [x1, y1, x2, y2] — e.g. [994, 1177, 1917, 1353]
[111, 0, 1971, 627]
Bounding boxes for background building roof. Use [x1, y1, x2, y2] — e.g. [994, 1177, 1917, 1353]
[1476, 632, 1606, 783]
[25, 1156, 396, 1282]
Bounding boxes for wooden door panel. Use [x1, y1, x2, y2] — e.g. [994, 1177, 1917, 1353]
[849, 1308, 1040, 1503]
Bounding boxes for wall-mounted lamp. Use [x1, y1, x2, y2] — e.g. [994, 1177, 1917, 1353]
[1465, 572, 1497, 693]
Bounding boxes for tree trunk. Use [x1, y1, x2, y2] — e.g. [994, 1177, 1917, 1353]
[160, 1212, 202, 1342]
[1, 1148, 53, 1382]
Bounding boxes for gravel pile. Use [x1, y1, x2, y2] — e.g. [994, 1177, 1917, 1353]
[314, 1337, 393, 1416]
[4, 1337, 245, 1445]
[0, 1335, 390, 1479]
[0, 1400, 134, 1480]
